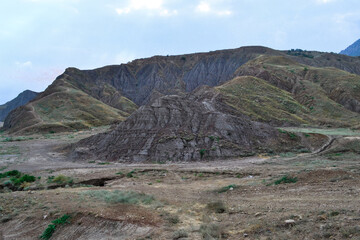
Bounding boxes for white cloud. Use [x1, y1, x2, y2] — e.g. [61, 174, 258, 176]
[195, 1, 232, 16]
[196, 1, 211, 13]
[115, 0, 177, 17]
[15, 61, 32, 67]
[316, 0, 336, 4]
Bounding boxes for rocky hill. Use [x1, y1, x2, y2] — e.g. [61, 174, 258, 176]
[0, 90, 38, 121]
[340, 39, 360, 57]
[71, 91, 304, 162]
[3, 46, 360, 134]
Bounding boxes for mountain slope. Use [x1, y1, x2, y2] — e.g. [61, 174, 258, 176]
[0, 90, 38, 121]
[4, 46, 360, 134]
[3, 78, 137, 134]
[340, 39, 360, 57]
[235, 55, 360, 127]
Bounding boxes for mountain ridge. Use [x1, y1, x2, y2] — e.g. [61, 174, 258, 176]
[3, 46, 360, 134]
[340, 39, 360, 56]
[0, 90, 38, 122]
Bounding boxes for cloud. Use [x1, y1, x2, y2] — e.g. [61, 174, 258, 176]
[196, 1, 211, 13]
[195, 1, 232, 16]
[316, 0, 336, 4]
[15, 61, 32, 68]
[115, 0, 177, 17]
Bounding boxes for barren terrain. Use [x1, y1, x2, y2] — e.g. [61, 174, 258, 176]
[0, 127, 359, 239]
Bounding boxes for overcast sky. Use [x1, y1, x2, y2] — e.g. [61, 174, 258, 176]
[1, 0, 360, 103]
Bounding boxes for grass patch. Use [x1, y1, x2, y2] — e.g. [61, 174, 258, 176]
[49, 175, 73, 185]
[273, 175, 298, 185]
[40, 214, 71, 240]
[81, 190, 155, 205]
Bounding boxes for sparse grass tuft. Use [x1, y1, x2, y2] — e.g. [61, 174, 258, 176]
[81, 190, 155, 205]
[273, 175, 298, 185]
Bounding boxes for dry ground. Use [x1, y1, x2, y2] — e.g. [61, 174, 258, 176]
[0, 127, 359, 240]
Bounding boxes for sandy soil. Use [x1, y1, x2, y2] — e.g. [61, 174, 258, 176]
[0, 128, 359, 239]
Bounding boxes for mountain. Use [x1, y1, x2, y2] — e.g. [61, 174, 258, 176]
[340, 39, 360, 57]
[3, 46, 360, 134]
[0, 90, 38, 121]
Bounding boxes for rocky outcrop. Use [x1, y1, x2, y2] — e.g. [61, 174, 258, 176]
[0, 90, 38, 121]
[71, 91, 301, 162]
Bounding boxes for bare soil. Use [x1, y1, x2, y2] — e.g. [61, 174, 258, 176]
[0, 128, 359, 239]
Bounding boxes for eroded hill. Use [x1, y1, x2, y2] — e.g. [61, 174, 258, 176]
[3, 46, 360, 134]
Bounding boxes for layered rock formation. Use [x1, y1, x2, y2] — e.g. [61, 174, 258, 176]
[4, 46, 360, 134]
[71, 90, 302, 162]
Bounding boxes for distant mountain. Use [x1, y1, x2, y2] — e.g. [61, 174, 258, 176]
[0, 90, 38, 121]
[340, 39, 360, 56]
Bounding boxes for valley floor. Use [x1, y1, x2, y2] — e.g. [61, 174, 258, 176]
[0, 127, 359, 239]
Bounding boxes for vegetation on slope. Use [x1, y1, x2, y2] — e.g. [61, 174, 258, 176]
[235, 55, 360, 128]
[216, 76, 310, 125]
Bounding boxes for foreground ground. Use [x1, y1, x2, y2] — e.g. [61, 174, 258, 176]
[0, 127, 359, 239]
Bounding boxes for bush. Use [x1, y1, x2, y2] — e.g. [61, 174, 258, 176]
[0, 170, 21, 179]
[51, 175, 72, 184]
[11, 174, 36, 186]
[200, 149, 206, 159]
[40, 214, 71, 240]
[274, 175, 298, 185]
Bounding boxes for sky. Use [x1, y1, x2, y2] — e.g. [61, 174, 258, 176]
[1, 0, 360, 104]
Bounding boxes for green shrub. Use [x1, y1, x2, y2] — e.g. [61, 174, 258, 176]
[11, 174, 36, 186]
[126, 170, 136, 178]
[40, 214, 70, 240]
[0, 170, 21, 179]
[274, 175, 298, 185]
[200, 149, 206, 159]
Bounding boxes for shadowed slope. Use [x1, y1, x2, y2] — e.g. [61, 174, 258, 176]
[0, 90, 38, 121]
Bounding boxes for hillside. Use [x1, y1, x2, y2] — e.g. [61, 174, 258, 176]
[0, 90, 38, 121]
[340, 39, 360, 56]
[3, 46, 360, 134]
[3, 78, 137, 134]
[235, 55, 360, 128]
